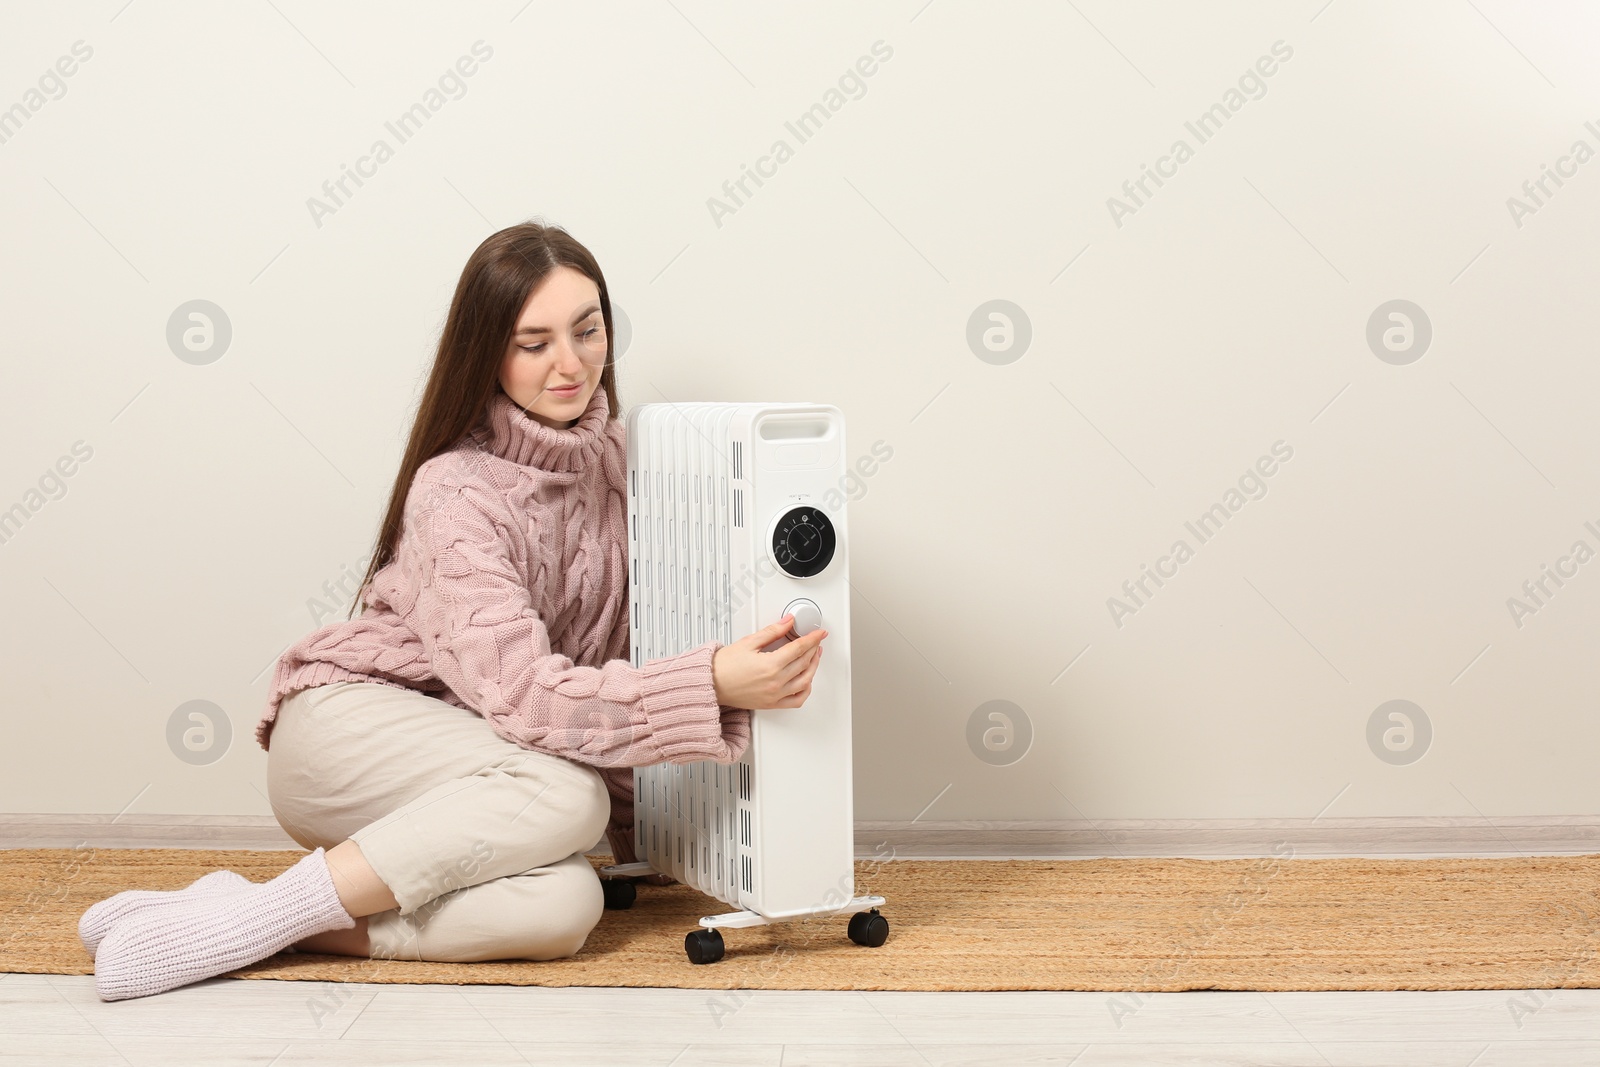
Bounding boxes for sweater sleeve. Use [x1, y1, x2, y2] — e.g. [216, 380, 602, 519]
[400, 472, 752, 768]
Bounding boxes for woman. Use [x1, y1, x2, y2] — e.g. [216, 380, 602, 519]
[82, 220, 829, 1001]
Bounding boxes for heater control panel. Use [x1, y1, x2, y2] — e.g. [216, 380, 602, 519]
[769, 505, 836, 578]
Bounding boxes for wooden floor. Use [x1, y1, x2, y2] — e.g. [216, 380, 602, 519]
[5, 971, 1600, 1065]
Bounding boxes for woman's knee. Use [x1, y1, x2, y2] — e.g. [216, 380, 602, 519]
[365, 854, 605, 963]
[523, 854, 606, 960]
[532, 760, 610, 856]
[574, 765, 611, 850]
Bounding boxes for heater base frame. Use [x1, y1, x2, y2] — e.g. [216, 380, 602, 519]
[598, 862, 654, 877]
[599, 863, 884, 929]
[694, 894, 887, 930]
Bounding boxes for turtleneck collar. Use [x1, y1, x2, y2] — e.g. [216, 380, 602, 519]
[480, 384, 611, 473]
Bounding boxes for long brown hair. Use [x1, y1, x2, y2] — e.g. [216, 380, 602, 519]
[345, 220, 621, 621]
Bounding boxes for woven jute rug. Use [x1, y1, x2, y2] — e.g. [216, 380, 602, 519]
[4, 848, 1600, 992]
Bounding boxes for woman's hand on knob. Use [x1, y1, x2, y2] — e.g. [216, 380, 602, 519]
[712, 614, 827, 711]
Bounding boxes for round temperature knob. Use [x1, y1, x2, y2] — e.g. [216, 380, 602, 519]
[783, 599, 823, 637]
[770, 506, 836, 578]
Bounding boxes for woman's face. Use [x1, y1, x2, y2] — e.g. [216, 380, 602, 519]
[499, 265, 608, 429]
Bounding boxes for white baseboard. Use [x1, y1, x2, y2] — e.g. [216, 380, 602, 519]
[852, 816, 1600, 859]
[3, 813, 1598, 859]
[0, 814, 300, 850]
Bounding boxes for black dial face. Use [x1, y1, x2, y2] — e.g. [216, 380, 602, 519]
[772, 505, 836, 578]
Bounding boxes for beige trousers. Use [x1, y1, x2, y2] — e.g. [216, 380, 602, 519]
[265, 680, 612, 963]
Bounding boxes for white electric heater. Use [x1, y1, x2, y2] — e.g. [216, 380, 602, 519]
[598, 401, 889, 964]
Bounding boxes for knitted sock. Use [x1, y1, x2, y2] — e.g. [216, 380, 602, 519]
[93, 848, 355, 1001]
[79, 870, 252, 960]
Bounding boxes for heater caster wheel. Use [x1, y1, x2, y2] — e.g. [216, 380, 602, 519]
[602, 880, 636, 910]
[848, 908, 889, 947]
[685, 928, 725, 964]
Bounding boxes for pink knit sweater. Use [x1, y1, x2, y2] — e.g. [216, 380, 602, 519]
[255, 383, 752, 837]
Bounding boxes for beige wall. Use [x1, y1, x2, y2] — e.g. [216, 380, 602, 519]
[3, 1, 1597, 826]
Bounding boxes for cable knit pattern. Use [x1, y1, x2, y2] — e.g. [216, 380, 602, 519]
[256, 384, 751, 836]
